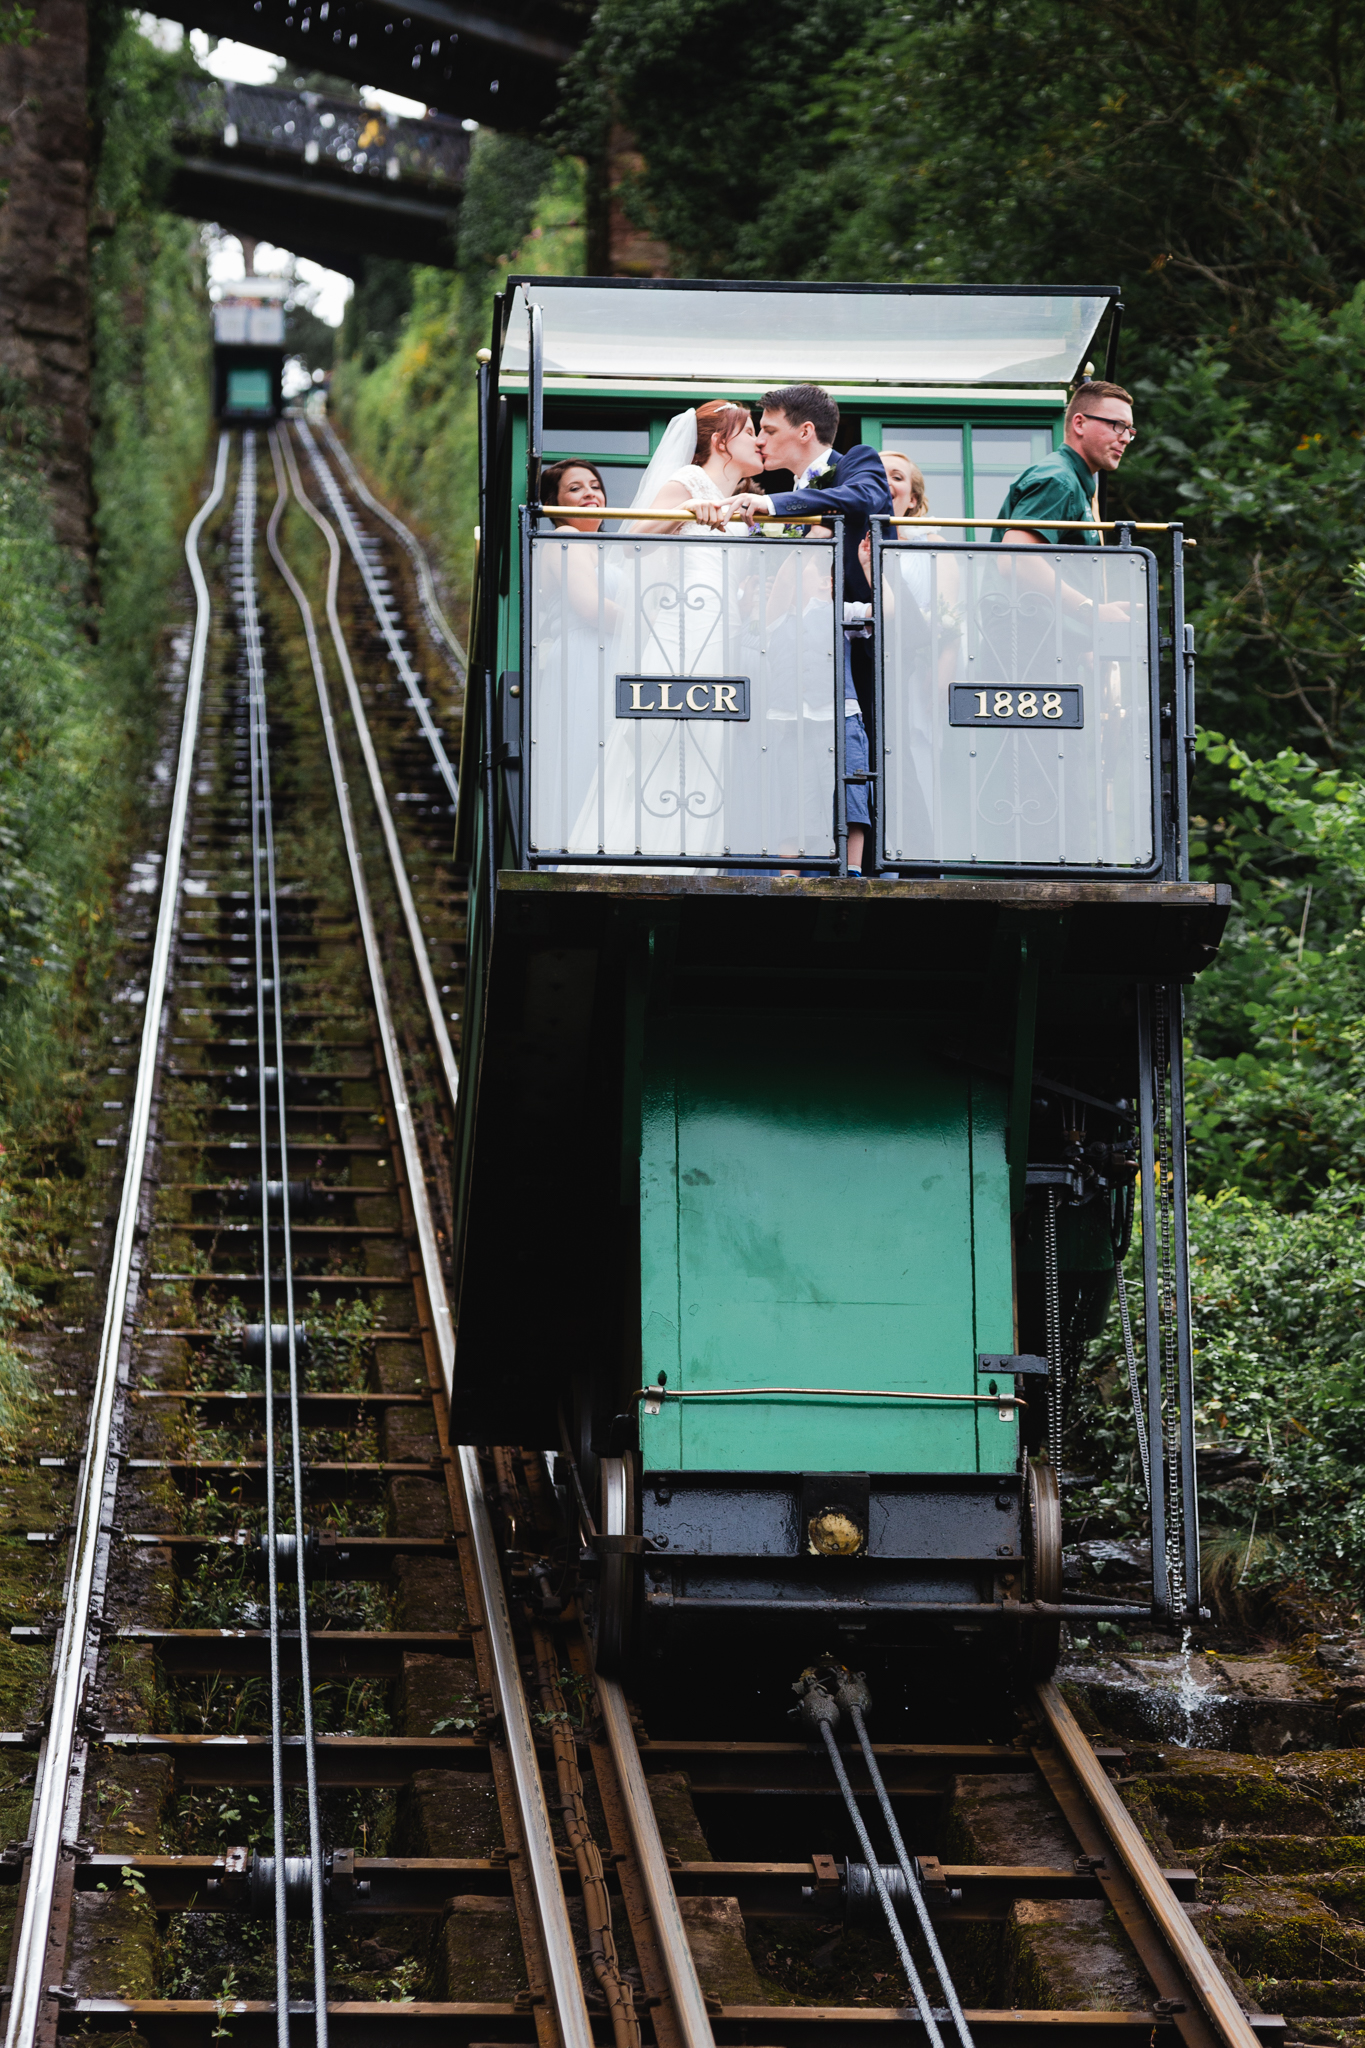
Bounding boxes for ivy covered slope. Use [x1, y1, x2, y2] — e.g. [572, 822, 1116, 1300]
[329, 133, 584, 640]
[0, 11, 206, 1122]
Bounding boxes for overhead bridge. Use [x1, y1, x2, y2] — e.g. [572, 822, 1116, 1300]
[156, 0, 582, 129]
[171, 79, 470, 270]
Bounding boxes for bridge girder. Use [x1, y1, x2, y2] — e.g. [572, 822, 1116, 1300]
[161, 0, 586, 129]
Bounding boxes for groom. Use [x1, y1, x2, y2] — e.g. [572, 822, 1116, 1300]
[693, 382, 892, 608]
[692, 383, 892, 876]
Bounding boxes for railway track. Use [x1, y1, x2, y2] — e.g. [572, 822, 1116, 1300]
[0, 426, 1280, 2048]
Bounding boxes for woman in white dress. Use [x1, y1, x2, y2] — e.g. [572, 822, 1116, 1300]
[577, 404, 765, 861]
[531, 459, 625, 855]
[629, 400, 761, 534]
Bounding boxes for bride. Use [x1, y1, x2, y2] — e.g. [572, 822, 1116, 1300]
[571, 404, 763, 861]
[628, 400, 762, 534]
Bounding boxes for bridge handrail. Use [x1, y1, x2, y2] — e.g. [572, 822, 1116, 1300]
[176, 77, 470, 188]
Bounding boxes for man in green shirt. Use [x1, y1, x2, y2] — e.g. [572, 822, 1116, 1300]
[992, 378, 1135, 619]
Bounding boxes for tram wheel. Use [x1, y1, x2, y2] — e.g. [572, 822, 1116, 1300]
[593, 1451, 639, 1676]
[1026, 1456, 1064, 1679]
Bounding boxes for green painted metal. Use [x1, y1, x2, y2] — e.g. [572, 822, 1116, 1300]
[638, 1012, 1015, 1475]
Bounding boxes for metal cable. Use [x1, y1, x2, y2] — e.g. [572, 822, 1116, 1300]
[841, 1697, 975, 2048]
[237, 434, 292, 2042]
[1043, 1188, 1062, 1470]
[243, 433, 330, 2044]
[268, 426, 592, 2048]
[813, 1718, 945, 2047]
[1154, 990, 1185, 1615]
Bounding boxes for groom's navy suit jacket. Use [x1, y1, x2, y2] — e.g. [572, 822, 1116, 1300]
[765, 442, 893, 604]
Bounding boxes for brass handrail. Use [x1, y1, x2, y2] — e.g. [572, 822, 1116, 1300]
[534, 506, 1192, 538]
[535, 505, 832, 524]
[888, 516, 1187, 534]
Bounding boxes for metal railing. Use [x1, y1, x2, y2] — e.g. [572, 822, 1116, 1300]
[516, 521, 847, 868]
[873, 536, 1161, 873]
[178, 79, 470, 189]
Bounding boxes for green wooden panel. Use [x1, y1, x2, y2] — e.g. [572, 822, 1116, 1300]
[639, 1013, 1015, 1474]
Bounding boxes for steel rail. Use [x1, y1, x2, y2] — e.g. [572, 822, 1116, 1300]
[245, 432, 330, 2045]
[295, 422, 459, 807]
[2, 431, 231, 2048]
[595, 1677, 717, 2048]
[267, 429, 593, 2048]
[318, 417, 467, 676]
[1034, 1681, 1260, 2048]
[286, 420, 459, 1114]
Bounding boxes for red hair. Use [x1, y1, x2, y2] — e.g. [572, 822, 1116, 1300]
[694, 401, 753, 464]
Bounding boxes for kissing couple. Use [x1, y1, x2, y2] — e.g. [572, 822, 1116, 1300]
[625, 382, 893, 876]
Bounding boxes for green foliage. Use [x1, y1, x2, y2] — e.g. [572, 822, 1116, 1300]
[565, 0, 1365, 342]
[1184, 732, 1365, 1203]
[456, 132, 556, 271]
[561, 0, 1365, 759]
[0, 16, 208, 1121]
[1188, 1189, 1365, 1595]
[1117, 297, 1365, 756]
[337, 257, 417, 374]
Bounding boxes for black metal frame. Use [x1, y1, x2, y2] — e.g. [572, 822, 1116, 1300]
[1135, 983, 1200, 1623]
[511, 511, 851, 874]
[869, 522, 1185, 883]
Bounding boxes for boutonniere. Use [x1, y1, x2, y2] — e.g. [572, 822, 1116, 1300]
[782, 455, 839, 535]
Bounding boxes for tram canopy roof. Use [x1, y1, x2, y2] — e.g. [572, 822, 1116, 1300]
[500, 279, 1118, 388]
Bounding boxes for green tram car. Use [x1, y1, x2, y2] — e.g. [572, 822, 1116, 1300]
[451, 279, 1229, 1677]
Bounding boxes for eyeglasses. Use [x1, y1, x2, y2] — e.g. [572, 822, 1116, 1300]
[1079, 415, 1137, 442]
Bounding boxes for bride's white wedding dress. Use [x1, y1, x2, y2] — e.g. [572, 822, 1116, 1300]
[568, 464, 750, 861]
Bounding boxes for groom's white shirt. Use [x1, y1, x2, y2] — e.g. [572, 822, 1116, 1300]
[792, 446, 837, 492]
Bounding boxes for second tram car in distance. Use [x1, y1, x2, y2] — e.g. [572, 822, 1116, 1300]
[212, 270, 287, 422]
[452, 279, 1230, 1677]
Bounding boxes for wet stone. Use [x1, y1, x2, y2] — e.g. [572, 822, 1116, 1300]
[1066, 1647, 1340, 1756]
[1260, 1981, 1365, 2018]
[384, 1403, 440, 1462]
[375, 1340, 428, 1398]
[400, 1651, 479, 1735]
[67, 1891, 159, 1998]
[364, 1237, 409, 1278]
[393, 1552, 465, 1630]
[401, 1767, 502, 1857]
[1212, 1878, 1365, 1979]
[943, 1770, 1152, 2011]
[437, 1895, 527, 2000]
[85, 1752, 173, 1853]
[679, 1894, 768, 2003]
[98, 1639, 158, 1731]
[389, 1475, 451, 1538]
[648, 1771, 713, 1861]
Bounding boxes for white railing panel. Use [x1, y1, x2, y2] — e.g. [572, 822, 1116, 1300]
[881, 545, 1156, 869]
[530, 534, 837, 862]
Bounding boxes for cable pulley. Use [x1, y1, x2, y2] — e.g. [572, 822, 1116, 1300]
[254, 1530, 323, 1577]
[243, 1180, 317, 1217]
[241, 1323, 310, 1365]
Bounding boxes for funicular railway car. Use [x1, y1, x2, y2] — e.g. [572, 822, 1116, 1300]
[212, 271, 286, 422]
[451, 279, 1230, 1679]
